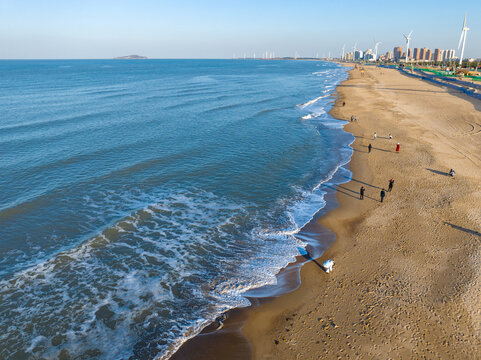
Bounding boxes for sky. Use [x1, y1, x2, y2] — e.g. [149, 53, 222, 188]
[1, 0, 480, 59]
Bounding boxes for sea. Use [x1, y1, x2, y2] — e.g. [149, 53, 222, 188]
[0, 59, 353, 359]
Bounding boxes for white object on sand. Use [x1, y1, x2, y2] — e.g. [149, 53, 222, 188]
[323, 260, 334, 273]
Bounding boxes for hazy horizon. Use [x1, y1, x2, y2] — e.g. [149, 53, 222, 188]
[1, 0, 480, 59]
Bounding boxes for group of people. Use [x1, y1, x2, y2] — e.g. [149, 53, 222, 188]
[350, 115, 357, 122]
[373, 132, 392, 140]
[359, 178, 394, 202]
[369, 132, 400, 152]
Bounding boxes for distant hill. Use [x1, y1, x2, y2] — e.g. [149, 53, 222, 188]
[114, 55, 148, 59]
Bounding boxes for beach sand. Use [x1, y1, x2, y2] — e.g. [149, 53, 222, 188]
[241, 65, 481, 359]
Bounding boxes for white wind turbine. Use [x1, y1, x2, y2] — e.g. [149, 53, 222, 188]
[342, 44, 345, 59]
[403, 31, 413, 62]
[458, 13, 469, 65]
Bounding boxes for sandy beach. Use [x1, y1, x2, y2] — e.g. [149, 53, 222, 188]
[241, 65, 481, 359]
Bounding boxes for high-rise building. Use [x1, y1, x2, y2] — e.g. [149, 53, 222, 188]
[443, 49, 455, 61]
[426, 49, 432, 61]
[408, 48, 413, 59]
[354, 50, 364, 60]
[344, 51, 355, 61]
[419, 48, 429, 61]
[433, 49, 442, 62]
[385, 51, 392, 60]
[393, 46, 403, 61]
[413, 48, 421, 60]
[438, 50, 445, 62]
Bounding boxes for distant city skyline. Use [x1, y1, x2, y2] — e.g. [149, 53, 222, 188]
[1, 0, 480, 59]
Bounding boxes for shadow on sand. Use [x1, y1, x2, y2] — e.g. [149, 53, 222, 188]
[351, 146, 369, 153]
[323, 184, 379, 202]
[368, 145, 395, 153]
[342, 176, 383, 190]
[298, 247, 326, 271]
[426, 168, 450, 177]
[444, 222, 481, 237]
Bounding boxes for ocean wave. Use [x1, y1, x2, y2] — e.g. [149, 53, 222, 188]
[297, 94, 329, 109]
[0, 189, 302, 360]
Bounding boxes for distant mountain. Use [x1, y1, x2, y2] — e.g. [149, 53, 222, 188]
[114, 55, 148, 59]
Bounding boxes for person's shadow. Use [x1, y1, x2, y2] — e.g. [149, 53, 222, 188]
[297, 247, 328, 272]
[444, 222, 481, 237]
[426, 168, 450, 176]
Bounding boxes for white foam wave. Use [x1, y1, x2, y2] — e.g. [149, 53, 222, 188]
[297, 94, 329, 109]
[0, 189, 305, 360]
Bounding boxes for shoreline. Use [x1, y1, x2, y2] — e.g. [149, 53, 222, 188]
[242, 65, 481, 358]
[170, 63, 481, 359]
[169, 63, 354, 359]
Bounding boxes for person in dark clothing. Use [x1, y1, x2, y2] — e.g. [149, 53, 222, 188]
[360, 186, 365, 200]
[350, 115, 354, 122]
[388, 178, 394, 192]
[368, 143, 372, 153]
[380, 189, 386, 202]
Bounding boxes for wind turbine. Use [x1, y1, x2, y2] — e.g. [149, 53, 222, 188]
[458, 12, 469, 65]
[342, 44, 345, 60]
[403, 31, 413, 62]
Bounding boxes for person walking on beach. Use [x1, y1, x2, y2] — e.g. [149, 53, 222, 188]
[360, 186, 365, 200]
[354, 115, 357, 122]
[350, 115, 354, 122]
[374, 132, 377, 140]
[380, 188, 386, 202]
[396, 143, 400, 152]
[389, 133, 392, 140]
[388, 178, 394, 192]
[368, 143, 372, 153]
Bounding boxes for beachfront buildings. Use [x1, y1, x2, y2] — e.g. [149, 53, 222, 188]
[393, 46, 457, 63]
[343, 51, 354, 61]
[341, 45, 459, 64]
[443, 49, 456, 61]
[393, 46, 403, 61]
[364, 49, 376, 61]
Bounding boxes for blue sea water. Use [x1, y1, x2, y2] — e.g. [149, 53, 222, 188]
[0, 59, 352, 359]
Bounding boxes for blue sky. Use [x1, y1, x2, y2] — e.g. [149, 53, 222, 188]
[1, 0, 480, 59]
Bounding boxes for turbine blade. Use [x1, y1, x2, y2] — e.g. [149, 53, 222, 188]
[458, 31, 464, 49]
[408, 30, 413, 38]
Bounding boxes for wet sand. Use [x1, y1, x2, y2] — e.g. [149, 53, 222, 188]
[242, 65, 481, 359]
